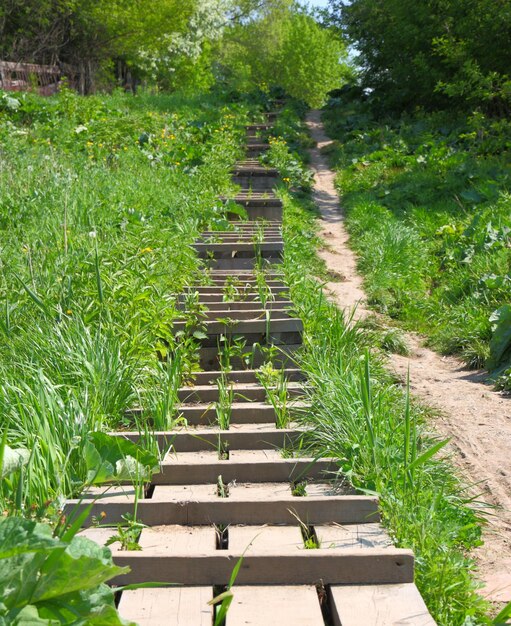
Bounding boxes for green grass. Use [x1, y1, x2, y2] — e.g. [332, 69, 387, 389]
[0, 86, 252, 514]
[0, 86, 503, 624]
[321, 101, 511, 387]
[271, 103, 492, 625]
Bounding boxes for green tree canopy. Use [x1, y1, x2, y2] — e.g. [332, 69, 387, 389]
[217, 2, 350, 106]
[329, 0, 511, 113]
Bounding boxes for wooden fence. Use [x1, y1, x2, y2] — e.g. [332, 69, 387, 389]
[0, 61, 61, 95]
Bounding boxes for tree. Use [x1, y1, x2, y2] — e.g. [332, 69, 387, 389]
[217, 2, 350, 106]
[276, 13, 348, 106]
[329, 0, 511, 113]
[0, 0, 194, 91]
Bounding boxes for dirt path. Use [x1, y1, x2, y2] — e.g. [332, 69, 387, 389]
[306, 109, 511, 603]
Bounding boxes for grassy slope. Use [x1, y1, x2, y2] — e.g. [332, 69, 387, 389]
[273, 101, 491, 625]
[321, 101, 511, 387]
[0, 87, 251, 513]
[0, 88, 499, 624]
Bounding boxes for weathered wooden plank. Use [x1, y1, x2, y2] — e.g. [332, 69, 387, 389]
[199, 343, 302, 370]
[177, 381, 303, 402]
[118, 587, 213, 626]
[68, 494, 380, 527]
[228, 524, 303, 553]
[173, 309, 294, 323]
[138, 525, 216, 552]
[177, 401, 283, 424]
[330, 583, 436, 626]
[227, 586, 324, 626]
[112, 548, 415, 585]
[119, 426, 303, 453]
[186, 301, 293, 312]
[154, 452, 335, 485]
[316, 523, 392, 550]
[191, 368, 305, 385]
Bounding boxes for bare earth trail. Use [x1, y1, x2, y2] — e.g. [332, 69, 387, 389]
[306, 109, 511, 603]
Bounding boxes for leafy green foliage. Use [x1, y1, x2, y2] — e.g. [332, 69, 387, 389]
[217, 5, 350, 106]
[0, 516, 132, 625]
[277, 102, 489, 624]
[84, 432, 159, 485]
[0, 87, 250, 511]
[329, 0, 511, 113]
[323, 99, 511, 376]
[488, 305, 511, 370]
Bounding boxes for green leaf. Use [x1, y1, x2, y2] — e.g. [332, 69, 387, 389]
[0, 518, 131, 624]
[225, 202, 248, 219]
[407, 439, 450, 472]
[0, 518, 60, 560]
[5, 604, 51, 625]
[84, 432, 159, 485]
[34, 537, 128, 602]
[460, 188, 484, 204]
[1, 444, 30, 478]
[488, 305, 511, 369]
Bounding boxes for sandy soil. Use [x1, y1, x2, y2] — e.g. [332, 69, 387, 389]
[306, 109, 511, 603]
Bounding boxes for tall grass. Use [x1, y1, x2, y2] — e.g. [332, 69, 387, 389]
[0, 87, 253, 512]
[271, 102, 491, 624]
[322, 100, 511, 378]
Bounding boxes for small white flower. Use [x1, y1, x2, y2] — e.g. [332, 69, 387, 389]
[89, 230, 97, 238]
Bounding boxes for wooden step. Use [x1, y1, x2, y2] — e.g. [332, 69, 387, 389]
[115, 424, 304, 452]
[233, 178, 280, 192]
[154, 450, 335, 484]
[177, 381, 304, 402]
[197, 234, 282, 243]
[227, 585, 323, 626]
[246, 135, 267, 143]
[181, 284, 288, 294]
[233, 165, 278, 176]
[195, 272, 286, 280]
[329, 583, 436, 626]
[112, 547, 414, 586]
[200, 257, 282, 270]
[194, 242, 283, 254]
[174, 316, 302, 336]
[182, 301, 293, 312]
[200, 226, 281, 235]
[177, 401, 306, 425]
[119, 587, 213, 626]
[191, 368, 305, 385]
[199, 343, 301, 370]
[188, 293, 290, 304]
[246, 123, 272, 131]
[174, 309, 295, 325]
[246, 144, 270, 156]
[177, 298, 291, 309]
[228, 194, 282, 207]
[68, 489, 380, 527]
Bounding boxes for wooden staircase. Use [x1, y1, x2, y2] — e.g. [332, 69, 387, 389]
[69, 109, 436, 625]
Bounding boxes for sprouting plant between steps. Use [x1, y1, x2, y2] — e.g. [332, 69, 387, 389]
[255, 268, 273, 307]
[217, 435, 230, 460]
[291, 480, 307, 497]
[209, 534, 261, 626]
[256, 362, 291, 429]
[106, 512, 146, 551]
[215, 372, 234, 430]
[144, 351, 183, 430]
[218, 334, 254, 370]
[289, 509, 321, 549]
[217, 474, 229, 498]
